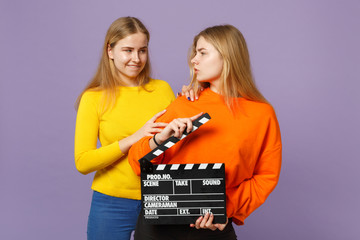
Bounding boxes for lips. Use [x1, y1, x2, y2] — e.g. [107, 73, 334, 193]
[194, 68, 199, 73]
[127, 65, 141, 69]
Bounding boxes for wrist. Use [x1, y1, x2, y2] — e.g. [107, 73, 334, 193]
[153, 133, 162, 146]
[127, 133, 138, 146]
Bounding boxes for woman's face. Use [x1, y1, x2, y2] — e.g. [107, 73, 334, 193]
[191, 36, 223, 91]
[108, 32, 148, 86]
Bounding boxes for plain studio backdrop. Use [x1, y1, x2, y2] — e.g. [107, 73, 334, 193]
[0, 0, 359, 239]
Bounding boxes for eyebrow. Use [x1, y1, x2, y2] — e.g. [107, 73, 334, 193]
[121, 46, 148, 49]
[196, 47, 206, 51]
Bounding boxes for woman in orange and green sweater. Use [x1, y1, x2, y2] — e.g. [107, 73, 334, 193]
[128, 24, 282, 240]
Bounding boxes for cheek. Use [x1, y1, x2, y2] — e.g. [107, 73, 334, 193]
[114, 52, 129, 64]
[215, 63, 223, 75]
[113, 55, 130, 72]
[140, 53, 148, 63]
[208, 59, 223, 75]
[120, 54, 130, 63]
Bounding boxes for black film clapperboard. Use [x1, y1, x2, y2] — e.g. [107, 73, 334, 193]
[139, 113, 227, 224]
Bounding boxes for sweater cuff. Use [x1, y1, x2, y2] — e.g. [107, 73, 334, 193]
[144, 137, 153, 156]
[109, 141, 125, 159]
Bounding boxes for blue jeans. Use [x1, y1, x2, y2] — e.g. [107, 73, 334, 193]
[87, 191, 142, 240]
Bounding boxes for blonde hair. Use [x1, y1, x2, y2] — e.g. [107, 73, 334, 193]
[189, 24, 268, 109]
[75, 17, 151, 110]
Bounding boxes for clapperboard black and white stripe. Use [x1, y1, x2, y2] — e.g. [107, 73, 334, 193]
[138, 113, 227, 224]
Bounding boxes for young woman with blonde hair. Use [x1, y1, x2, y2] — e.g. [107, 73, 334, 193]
[74, 17, 195, 239]
[129, 24, 282, 239]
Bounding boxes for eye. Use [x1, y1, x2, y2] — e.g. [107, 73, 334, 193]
[124, 49, 132, 53]
[139, 49, 147, 53]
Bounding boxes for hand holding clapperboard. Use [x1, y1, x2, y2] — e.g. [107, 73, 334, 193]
[138, 113, 227, 224]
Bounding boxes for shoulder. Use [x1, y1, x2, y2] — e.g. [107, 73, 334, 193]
[146, 79, 175, 100]
[147, 79, 173, 90]
[79, 88, 103, 106]
[240, 99, 277, 119]
[82, 88, 103, 98]
[163, 95, 196, 116]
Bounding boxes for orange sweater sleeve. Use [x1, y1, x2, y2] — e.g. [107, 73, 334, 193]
[226, 109, 282, 225]
[128, 135, 153, 176]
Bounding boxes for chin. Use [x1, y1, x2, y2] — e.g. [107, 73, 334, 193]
[197, 79, 208, 83]
[126, 72, 141, 78]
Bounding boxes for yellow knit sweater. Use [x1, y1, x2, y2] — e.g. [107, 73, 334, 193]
[74, 79, 175, 199]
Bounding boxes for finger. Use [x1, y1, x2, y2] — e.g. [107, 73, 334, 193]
[171, 125, 180, 139]
[200, 212, 210, 228]
[180, 117, 195, 134]
[145, 127, 163, 136]
[207, 214, 219, 231]
[181, 85, 189, 95]
[149, 110, 167, 122]
[153, 122, 168, 128]
[195, 216, 203, 229]
[169, 120, 182, 138]
[182, 85, 191, 101]
[189, 88, 195, 101]
[214, 218, 228, 231]
[156, 121, 181, 142]
[183, 118, 193, 133]
[174, 120, 187, 138]
[144, 125, 167, 135]
[217, 224, 226, 231]
[194, 89, 199, 100]
[190, 112, 204, 121]
[150, 128, 163, 134]
[205, 212, 214, 229]
[185, 91, 190, 101]
[210, 226, 217, 231]
[177, 120, 188, 136]
[214, 223, 225, 231]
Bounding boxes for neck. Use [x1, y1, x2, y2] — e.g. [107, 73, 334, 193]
[209, 82, 220, 94]
[116, 76, 139, 87]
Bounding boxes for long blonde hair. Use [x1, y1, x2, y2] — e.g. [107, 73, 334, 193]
[189, 24, 268, 108]
[75, 17, 151, 110]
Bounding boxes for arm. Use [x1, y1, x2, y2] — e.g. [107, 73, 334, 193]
[228, 111, 282, 225]
[74, 92, 167, 175]
[118, 110, 168, 153]
[74, 92, 122, 174]
[128, 103, 203, 176]
[148, 112, 203, 149]
[192, 108, 282, 229]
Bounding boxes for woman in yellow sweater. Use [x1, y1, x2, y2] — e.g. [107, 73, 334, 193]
[74, 17, 179, 240]
[129, 24, 282, 239]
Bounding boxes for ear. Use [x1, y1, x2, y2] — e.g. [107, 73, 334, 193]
[108, 44, 114, 59]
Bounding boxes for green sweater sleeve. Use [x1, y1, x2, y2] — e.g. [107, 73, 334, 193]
[74, 91, 124, 175]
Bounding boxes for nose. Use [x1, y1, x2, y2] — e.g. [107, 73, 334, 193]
[191, 56, 198, 65]
[132, 52, 140, 63]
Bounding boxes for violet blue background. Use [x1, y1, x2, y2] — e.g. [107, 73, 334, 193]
[1, 0, 359, 239]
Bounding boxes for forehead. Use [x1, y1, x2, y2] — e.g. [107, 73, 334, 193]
[196, 36, 216, 51]
[116, 32, 148, 47]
